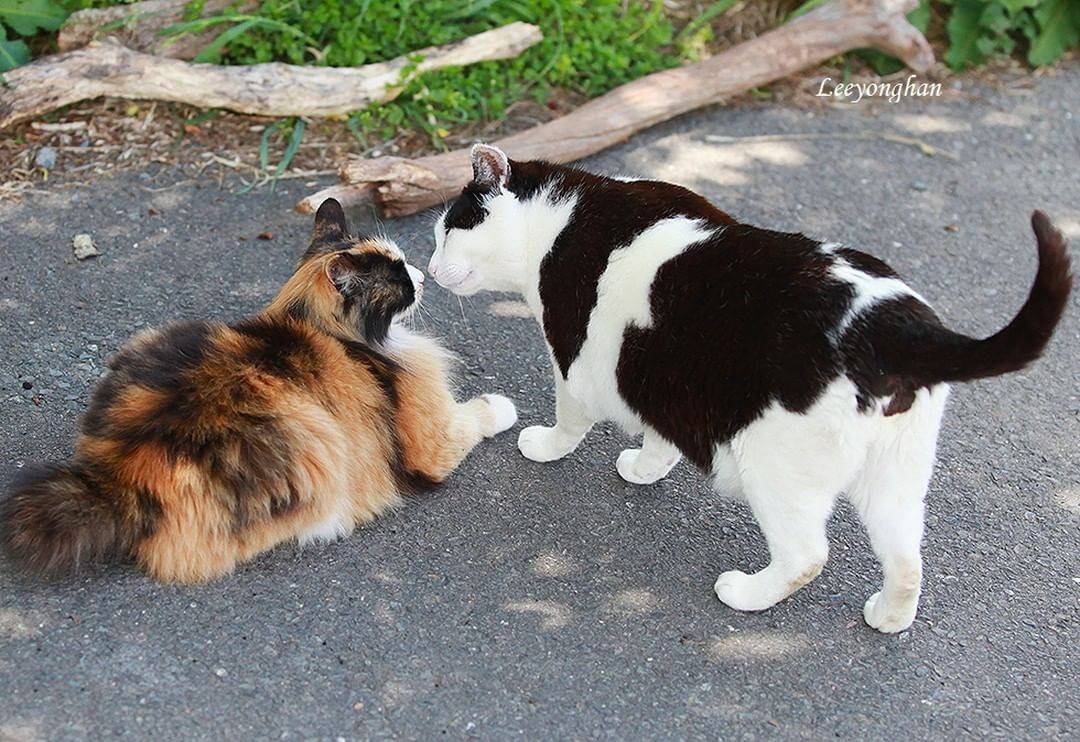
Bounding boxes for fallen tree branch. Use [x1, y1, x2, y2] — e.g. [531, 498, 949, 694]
[58, 0, 257, 58]
[0, 22, 542, 130]
[305, 0, 933, 217]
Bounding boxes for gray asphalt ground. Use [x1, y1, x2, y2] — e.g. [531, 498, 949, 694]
[1, 65, 1078, 740]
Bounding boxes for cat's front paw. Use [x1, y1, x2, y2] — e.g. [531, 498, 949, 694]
[616, 448, 680, 485]
[517, 425, 578, 463]
[862, 591, 918, 634]
[481, 394, 518, 436]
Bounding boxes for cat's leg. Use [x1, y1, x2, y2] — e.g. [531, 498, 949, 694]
[850, 469, 928, 634]
[616, 427, 682, 485]
[711, 444, 744, 499]
[399, 394, 516, 485]
[393, 338, 517, 483]
[518, 373, 593, 463]
[713, 477, 836, 612]
[848, 388, 946, 633]
[713, 394, 864, 613]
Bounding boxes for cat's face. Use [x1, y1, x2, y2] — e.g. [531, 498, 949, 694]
[428, 145, 520, 296]
[293, 198, 425, 343]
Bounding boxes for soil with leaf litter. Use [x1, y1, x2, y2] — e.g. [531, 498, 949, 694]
[0, 92, 583, 201]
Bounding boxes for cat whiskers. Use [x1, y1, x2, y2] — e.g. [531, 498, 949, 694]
[454, 294, 472, 329]
[413, 301, 435, 332]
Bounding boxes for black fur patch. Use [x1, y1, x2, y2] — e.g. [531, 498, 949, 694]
[81, 321, 215, 444]
[502, 160, 738, 376]
[443, 182, 493, 231]
[336, 337, 401, 405]
[834, 246, 898, 278]
[204, 420, 299, 530]
[233, 316, 323, 385]
[395, 469, 441, 496]
[616, 225, 853, 468]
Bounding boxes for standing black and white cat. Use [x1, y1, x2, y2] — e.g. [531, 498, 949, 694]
[427, 144, 1072, 633]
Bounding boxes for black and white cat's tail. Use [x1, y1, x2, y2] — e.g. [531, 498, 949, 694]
[897, 210, 1072, 385]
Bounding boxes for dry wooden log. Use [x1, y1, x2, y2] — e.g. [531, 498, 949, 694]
[58, 0, 257, 59]
[0, 22, 542, 130]
[307, 0, 932, 218]
[294, 183, 375, 213]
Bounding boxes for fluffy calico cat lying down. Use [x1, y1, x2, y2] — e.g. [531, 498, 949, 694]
[1, 199, 516, 583]
[427, 144, 1072, 633]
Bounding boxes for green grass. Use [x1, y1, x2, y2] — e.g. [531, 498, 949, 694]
[192, 0, 683, 148]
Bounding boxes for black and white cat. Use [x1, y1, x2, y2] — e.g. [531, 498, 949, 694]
[427, 144, 1072, 633]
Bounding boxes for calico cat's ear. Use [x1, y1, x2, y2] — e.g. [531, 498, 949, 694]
[308, 198, 348, 255]
[325, 252, 363, 295]
[471, 143, 510, 188]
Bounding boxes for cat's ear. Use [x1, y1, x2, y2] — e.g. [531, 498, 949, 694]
[325, 252, 362, 295]
[308, 198, 348, 254]
[471, 143, 510, 188]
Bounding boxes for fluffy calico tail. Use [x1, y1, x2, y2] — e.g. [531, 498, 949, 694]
[898, 210, 1072, 385]
[1, 461, 135, 576]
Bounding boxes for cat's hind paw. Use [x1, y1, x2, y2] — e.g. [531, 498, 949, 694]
[714, 570, 770, 612]
[714, 569, 790, 612]
[616, 447, 680, 485]
[863, 591, 918, 634]
[481, 394, 518, 436]
[517, 425, 579, 463]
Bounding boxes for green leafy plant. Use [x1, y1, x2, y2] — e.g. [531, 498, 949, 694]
[234, 116, 306, 193]
[943, 0, 1080, 69]
[160, 13, 318, 63]
[787, 0, 1078, 73]
[198, 0, 680, 148]
[0, 0, 69, 71]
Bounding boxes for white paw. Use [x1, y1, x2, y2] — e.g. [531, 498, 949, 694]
[616, 448, 680, 485]
[517, 425, 576, 463]
[714, 570, 757, 612]
[714, 570, 781, 612]
[482, 394, 517, 435]
[863, 591, 917, 634]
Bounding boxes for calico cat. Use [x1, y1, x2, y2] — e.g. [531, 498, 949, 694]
[1, 198, 517, 583]
[427, 144, 1072, 633]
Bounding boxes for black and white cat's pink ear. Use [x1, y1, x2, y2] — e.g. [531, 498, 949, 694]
[471, 143, 510, 189]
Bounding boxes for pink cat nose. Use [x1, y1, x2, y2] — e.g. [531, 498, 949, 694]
[429, 261, 470, 288]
